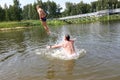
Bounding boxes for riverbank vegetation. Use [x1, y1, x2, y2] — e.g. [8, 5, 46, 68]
[0, 14, 120, 29]
[65, 14, 120, 24]
[0, 20, 66, 29]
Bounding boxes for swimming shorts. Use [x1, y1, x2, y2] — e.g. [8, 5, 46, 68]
[41, 17, 47, 22]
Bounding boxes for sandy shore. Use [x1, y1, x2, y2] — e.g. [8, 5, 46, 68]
[0, 27, 30, 31]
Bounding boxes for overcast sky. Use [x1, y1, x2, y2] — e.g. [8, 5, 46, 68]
[0, 0, 97, 10]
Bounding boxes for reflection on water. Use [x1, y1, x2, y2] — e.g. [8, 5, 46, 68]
[46, 64, 55, 79]
[64, 60, 75, 75]
[46, 60, 75, 80]
[0, 21, 120, 80]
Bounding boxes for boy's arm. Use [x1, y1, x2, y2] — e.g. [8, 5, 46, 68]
[47, 43, 62, 49]
[37, 9, 42, 19]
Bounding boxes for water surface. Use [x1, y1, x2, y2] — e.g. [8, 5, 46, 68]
[0, 21, 120, 80]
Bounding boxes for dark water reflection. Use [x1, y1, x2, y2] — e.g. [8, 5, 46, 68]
[0, 21, 120, 80]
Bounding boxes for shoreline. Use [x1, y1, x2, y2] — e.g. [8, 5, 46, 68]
[0, 26, 31, 31]
[0, 14, 120, 31]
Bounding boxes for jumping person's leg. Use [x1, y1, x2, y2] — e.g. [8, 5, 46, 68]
[42, 21, 50, 34]
[41, 17, 50, 34]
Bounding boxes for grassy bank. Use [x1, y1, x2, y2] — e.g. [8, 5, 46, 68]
[0, 20, 66, 29]
[99, 14, 120, 22]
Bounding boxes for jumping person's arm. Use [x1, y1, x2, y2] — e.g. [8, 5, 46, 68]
[39, 10, 43, 19]
[37, 9, 41, 19]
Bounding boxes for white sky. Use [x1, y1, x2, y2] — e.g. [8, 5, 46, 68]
[0, 0, 97, 10]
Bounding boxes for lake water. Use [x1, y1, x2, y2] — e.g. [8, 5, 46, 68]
[0, 21, 120, 80]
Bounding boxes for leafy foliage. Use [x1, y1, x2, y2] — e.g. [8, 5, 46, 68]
[0, 0, 120, 21]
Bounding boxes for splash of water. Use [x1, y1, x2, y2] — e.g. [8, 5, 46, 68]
[49, 49, 86, 60]
[36, 26, 86, 60]
[36, 48, 86, 60]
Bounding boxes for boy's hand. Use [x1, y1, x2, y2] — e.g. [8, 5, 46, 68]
[46, 46, 51, 49]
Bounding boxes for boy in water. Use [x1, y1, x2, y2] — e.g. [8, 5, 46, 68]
[47, 34, 76, 55]
[36, 5, 50, 34]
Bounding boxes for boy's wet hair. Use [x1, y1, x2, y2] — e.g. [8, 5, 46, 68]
[65, 34, 70, 41]
[36, 5, 42, 8]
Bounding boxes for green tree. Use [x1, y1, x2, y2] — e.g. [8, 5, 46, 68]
[32, 2, 39, 20]
[22, 2, 41, 20]
[4, 4, 9, 21]
[22, 5, 29, 20]
[64, 1, 91, 16]
[79, 2, 91, 13]
[12, 0, 22, 21]
[56, 4, 62, 17]
[91, 1, 98, 12]
[118, 0, 120, 8]
[46, 1, 58, 18]
[76, 2, 83, 14]
[8, 5, 15, 21]
[64, 2, 74, 16]
[28, 4, 33, 19]
[94, 0, 119, 11]
[0, 6, 5, 21]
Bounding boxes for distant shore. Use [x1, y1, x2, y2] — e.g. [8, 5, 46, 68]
[0, 14, 120, 31]
[0, 27, 30, 31]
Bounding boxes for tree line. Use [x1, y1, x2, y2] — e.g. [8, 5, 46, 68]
[0, 0, 120, 21]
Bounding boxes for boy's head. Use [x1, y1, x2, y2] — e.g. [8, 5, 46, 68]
[65, 34, 70, 41]
[36, 5, 42, 9]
